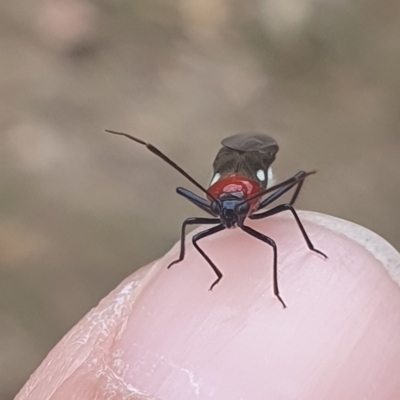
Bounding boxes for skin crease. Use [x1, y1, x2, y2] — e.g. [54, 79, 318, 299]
[15, 212, 400, 400]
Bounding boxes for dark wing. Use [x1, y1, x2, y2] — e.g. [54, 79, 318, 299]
[211, 133, 279, 188]
[221, 133, 278, 153]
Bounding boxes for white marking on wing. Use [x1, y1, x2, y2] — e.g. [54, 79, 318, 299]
[256, 169, 266, 182]
[209, 172, 221, 186]
[267, 167, 275, 188]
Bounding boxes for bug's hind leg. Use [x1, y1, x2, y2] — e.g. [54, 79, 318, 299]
[254, 204, 327, 259]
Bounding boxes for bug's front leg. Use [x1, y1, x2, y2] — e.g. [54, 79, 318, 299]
[191, 224, 226, 290]
[254, 171, 309, 213]
[167, 217, 220, 269]
[241, 225, 286, 308]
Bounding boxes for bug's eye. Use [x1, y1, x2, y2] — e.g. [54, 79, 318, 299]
[211, 201, 221, 215]
[236, 202, 250, 215]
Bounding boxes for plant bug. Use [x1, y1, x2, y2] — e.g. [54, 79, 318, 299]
[106, 130, 327, 308]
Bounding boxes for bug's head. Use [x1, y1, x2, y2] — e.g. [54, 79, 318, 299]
[211, 195, 250, 229]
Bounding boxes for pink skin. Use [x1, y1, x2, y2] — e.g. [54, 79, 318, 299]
[16, 212, 400, 400]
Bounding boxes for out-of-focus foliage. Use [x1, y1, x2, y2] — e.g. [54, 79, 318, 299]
[1, 0, 399, 398]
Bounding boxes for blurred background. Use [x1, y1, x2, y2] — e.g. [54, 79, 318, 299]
[1, 0, 400, 397]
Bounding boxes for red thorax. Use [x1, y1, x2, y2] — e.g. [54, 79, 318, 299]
[207, 174, 262, 214]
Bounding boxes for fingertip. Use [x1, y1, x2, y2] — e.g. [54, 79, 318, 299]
[17, 212, 400, 400]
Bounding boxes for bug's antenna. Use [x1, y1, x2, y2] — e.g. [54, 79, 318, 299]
[106, 130, 217, 201]
[238, 171, 316, 206]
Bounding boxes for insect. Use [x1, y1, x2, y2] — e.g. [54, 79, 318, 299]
[106, 130, 327, 308]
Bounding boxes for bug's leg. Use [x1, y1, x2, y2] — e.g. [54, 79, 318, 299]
[241, 225, 286, 308]
[288, 176, 305, 206]
[191, 224, 226, 290]
[255, 171, 308, 213]
[176, 187, 215, 216]
[168, 217, 220, 269]
[254, 204, 327, 259]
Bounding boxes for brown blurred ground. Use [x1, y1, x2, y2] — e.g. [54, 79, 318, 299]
[1, 0, 400, 398]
